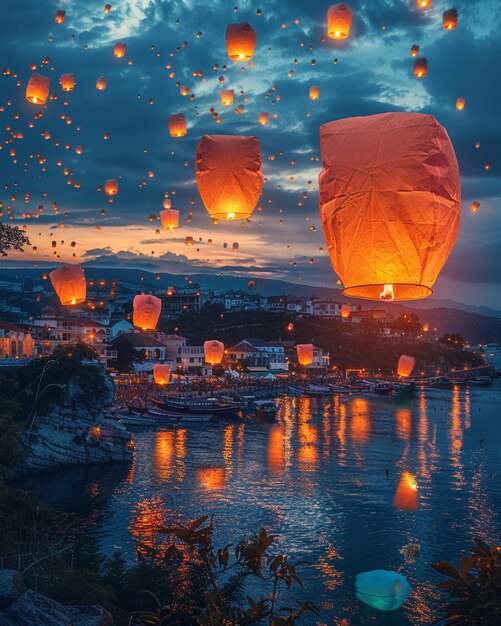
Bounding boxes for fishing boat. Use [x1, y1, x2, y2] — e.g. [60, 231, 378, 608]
[329, 384, 356, 395]
[152, 396, 242, 417]
[116, 413, 156, 426]
[126, 404, 149, 416]
[253, 399, 278, 419]
[468, 376, 491, 387]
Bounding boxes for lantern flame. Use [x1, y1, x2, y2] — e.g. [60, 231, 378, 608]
[379, 284, 394, 301]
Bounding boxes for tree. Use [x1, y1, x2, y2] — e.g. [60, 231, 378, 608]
[110, 336, 142, 373]
[439, 333, 464, 349]
[0, 224, 30, 255]
[393, 312, 422, 336]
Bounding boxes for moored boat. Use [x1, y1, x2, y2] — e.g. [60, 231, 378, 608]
[254, 399, 278, 419]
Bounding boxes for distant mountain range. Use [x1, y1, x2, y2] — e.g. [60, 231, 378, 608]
[1, 266, 500, 343]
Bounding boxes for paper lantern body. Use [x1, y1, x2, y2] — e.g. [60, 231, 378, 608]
[297, 344, 314, 366]
[393, 472, 419, 510]
[413, 58, 428, 77]
[356, 570, 411, 611]
[327, 4, 353, 39]
[221, 89, 234, 105]
[204, 340, 224, 365]
[456, 98, 465, 110]
[226, 22, 257, 61]
[55, 10, 66, 23]
[96, 76, 107, 90]
[397, 355, 415, 377]
[26, 73, 51, 105]
[133, 295, 161, 330]
[341, 304, 351, 318]
[443, 8, 458, 29]
[160, 208, 179, 230]
[49, 264, 86, 305]
[259, 112, 269, 125]
[410, 44, 419, 57]
[153, 364, 171, 385]
[168, 113, 187, 137]
[309, 86, 320, 100]
[59, 73, 75, 91]
[105, 179, 118, 196]
[196, 134, 262, 220]
[114, 42, 126, 58]
[319, 112, 460, 301]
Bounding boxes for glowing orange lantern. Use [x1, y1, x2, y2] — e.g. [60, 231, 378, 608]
[96, 76, 107, 90]
[105, 179, 118, 196]
[104, 4, 111, 13]
[416, 0, 431, 8]
[133, 294, 161, 330]
[196, 134, 263, 220]
[204, 340, 224, 365]
[413, 58, 428, 78]
[55, 9, 66, 23]
[319, 112, 460, 301]
[397, 355, 416, 377]
[341, 304, 351, 318]
[297, 343, 314, 366]
[443, 8, 458, 30]
[410, 45, 419, 57]
[226, 22, 257, 61]
[470, 201, 480, 213]
[114, 42, 126, 58]
[59, 73, 75, 91]
[326, 3, 352, 40]
[455, 98, 465, 110]
[49, 264, 86, 305]
[185, 236, 194, 246]
[309, 86, 320, 100]
[259, 112, 269, 125]
[179, 85, 190, 96]
[160, 208, 179, 230]
[153, 364, 171, 385]
[393, 471, 418, 511]
[26, 73, 51, 105]
[168, 113, 187, 137]
[221, 89, 234, 105]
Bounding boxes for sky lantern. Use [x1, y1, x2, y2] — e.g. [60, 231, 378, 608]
[96, 76, 107, 90]
[326, 4, 352, 40]
[309, 85, 320, 100]
[356, 570, 411, 611]
[226, 22, 257, 60]
[340, 304, 351, 318]
[104, 3, 111, 13]
[259, 112, 269, 125]
[160, 208, 179, 230]
[413, 58, 428, 78]
[410, 44, 419, 57]
[179, 85, 190, 96]
[105, 179, 118, 196]
[393, 471, 419, 510]
[55, 9, 66, 23]
[296, 343, 314, 366]
[443, 8, 458, 30]
[470, 201, 480, 213]
[133, 294, 161, 330]
[49, 264, 86, 305]
[397, 354, 416, 377]
[114, 42, 126, 58]
[416, 0, 431, 8]
[196, 134, 263, 220]
[59, 73, 75, 91]
[26, 73, 51, 105]
[319, 112, 460, 301]
[204, 340, 224, 365]
[455, 97, 465, 110]
[168, 113, 187, 137]
[221, 89, 234, 105]
[153, 363, 171, 385]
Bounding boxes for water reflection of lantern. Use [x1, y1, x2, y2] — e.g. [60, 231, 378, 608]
[397, 354, 415, 377]
[443, 8, 458, 30]
[160, 208, 179, 230]
[204, 340, 224, 365]
[133, 294, 161, 330]
[55, 9, 65, 23]
[59, 73, 75, 91]
[341, 304, 351, 318]
[49, 264, 86, 305]
[153, 363, 171, 385]
[309, 85, 320, 100]
[168, 113, 187, 137]
[413, 58, 428, 78]
[393, 471, 418, 511]
[105, 179, 118, 196]
[410, 44, 419, 57]
[197, 467, 225, 491]
[319, 112, 460, 301]
[96, 76, 107, 90]
[356, 570, 411, 611]
[226, 22, 257, 61]
[326, 4, 352, 39]
[114, 42, 126, 58]
[297, 343, 314, 365]
[26, 73, 51, 105]
[268, 426, 285, 474]
[196, 134, 263, 220]
[221, 89, 234, 105]
[455, 97, 465, 110]
[259, 112, 269, 125]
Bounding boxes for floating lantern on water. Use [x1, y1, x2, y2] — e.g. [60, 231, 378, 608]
[49, 264, 86, 305]
[393, 471, 419, 510]
[356, 570, 411, 611]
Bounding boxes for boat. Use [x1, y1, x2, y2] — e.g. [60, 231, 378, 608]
[372, 382, 393, 395]
[116, 413, 156, 426]
[253, 399, 278, 419]
[468, 376, 491, 387]
[288, 384, 331, 397]
[148, 406, 213, 423]
[126, 404, 149, 416]
[152, 396, 242, 417]
[329, 384, 356, 395]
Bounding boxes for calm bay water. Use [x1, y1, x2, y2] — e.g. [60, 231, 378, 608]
[19, 383, 501, 625]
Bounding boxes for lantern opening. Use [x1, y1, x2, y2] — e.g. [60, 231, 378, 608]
[342, 283, 431, 301]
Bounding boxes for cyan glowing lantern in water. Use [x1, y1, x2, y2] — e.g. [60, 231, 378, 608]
[355, 570, 411, 611]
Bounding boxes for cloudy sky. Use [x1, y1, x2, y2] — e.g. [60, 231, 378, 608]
[0, 0, 500, 307]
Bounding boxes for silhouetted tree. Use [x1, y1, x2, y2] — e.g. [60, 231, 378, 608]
[0, 224, 30, 255]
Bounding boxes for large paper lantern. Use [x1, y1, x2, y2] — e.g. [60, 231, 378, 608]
[296, 344, 314, 366]
[327, 4, 352, 39]
[204, 340, 224, 365]
[319, 112, 460, 301]
[59, 73, 75, 91]
[443, 8, 458, 30]
[221, 89, 234, 105]
[356, 570, 411, 611]
[153, 364, 171, 385]
[133, 294, 161, 330]
[168, 113, 187, 137]
[114, 42, 126, 58]
[196, 134, 262, 220]
[413, 58, 428, 78]
[49, 264, 86, 305]
[26, 73, 51, 105]
[96, 76, 107, 90]
[397, 355, 415, 377]
[393, 471, 419, 510]
[226, 22, 257, 61]
[160, 208, 179, 230]
[105, 179, 118, 196]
